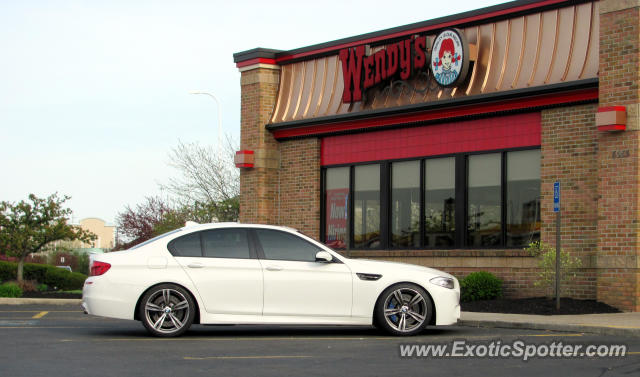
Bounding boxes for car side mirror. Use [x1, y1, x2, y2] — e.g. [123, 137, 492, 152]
[315, 251, 333, 263]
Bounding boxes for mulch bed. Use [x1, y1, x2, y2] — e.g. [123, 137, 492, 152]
[21, 291, 82, 299]
[462, 297, 621, 315]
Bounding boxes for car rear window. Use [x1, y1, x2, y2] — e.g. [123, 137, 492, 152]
[167, 232, 202, 257]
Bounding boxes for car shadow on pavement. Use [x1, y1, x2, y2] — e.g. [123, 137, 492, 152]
[85, 324, 458, 339]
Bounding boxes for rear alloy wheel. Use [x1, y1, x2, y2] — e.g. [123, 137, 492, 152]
[140, 284, 195, 337]
[375, 283, 433, 336]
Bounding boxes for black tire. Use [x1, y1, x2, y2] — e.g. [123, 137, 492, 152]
[139, 284, 195, 337]
[374, 283, 433, 336]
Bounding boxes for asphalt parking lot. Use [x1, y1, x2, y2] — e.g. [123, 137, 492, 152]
[1, 304, 639, 377]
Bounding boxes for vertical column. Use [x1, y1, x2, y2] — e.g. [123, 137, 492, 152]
[540, 105, 599, 300]
[597, 0, 640, 311]
[237, 57, 281, 225]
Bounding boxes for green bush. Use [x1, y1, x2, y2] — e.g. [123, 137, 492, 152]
[0, 261, 15, 282]
[37, 283, 48, 292]
[44, 268, 87, 290]
[64, 272, 87, 290]
[0, 261, 87, 291]
[0, 282, 23, 298]
[23, 263, 51, 283]
[461, 271, 503, 302]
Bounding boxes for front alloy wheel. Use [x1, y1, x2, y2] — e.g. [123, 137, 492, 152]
[375, 283, 432, 336]
[140, 284, 195, 337]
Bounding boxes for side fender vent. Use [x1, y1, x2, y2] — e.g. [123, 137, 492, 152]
[356, 273, 382, 281]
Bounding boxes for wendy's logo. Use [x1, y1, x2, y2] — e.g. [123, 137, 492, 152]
[430, 29, 469, 87]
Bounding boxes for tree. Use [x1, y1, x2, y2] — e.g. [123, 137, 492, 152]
[160, 137, 239, 222]
[525, 241, 582, 297]
[114, 197, 235, 250]
[0, 193, 96, 282]
[114, 137, 240, 250]
[114, 196, 174, 250]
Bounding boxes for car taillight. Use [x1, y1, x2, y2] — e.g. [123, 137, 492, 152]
[90, 261, 111, 276]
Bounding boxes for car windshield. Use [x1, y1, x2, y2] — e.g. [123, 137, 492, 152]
[129, 228, 183, 250]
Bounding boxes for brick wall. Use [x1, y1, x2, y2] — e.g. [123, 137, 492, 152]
[239, 66, 281, 225]
[239, 64, 322, 236]
[597, 0, 640, 311]
[540, 104, 599, 300]
[278, 138, 321, 239]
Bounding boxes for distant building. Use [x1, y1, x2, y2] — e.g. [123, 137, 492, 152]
[51, 218, 115, 252]
[73, 218, 116, 250]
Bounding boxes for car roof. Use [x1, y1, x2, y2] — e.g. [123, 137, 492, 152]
[182, 222, 299, 233]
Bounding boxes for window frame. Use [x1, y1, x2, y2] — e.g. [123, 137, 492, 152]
[320, 146, 540, 250]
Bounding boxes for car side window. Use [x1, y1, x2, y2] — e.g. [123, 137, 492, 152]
[202, 229, 251, 259]
[255, 229, 320, 262]
[167, 232, 202, 257]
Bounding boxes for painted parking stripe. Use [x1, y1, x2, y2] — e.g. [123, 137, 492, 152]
[184, 355, 312, 360]
[32, 311, 48, 319]
[0, 320, 38, 326]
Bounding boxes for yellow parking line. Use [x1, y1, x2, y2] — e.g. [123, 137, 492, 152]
[628, 352, 640, 355]
[576, 323, 640, 329]
[184, 355, 312, 360]
[32, 312, 48, 319]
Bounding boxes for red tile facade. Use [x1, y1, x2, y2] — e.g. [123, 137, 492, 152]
[322, 113, 541, 165]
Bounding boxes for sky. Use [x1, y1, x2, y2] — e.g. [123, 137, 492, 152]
[0, 0, 506, 224]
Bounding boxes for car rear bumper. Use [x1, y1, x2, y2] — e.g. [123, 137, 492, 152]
[82, 277, 137, 320]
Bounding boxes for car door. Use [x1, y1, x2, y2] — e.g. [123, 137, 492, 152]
[254, 228, 353, 317]
[170, 228, 263, 315]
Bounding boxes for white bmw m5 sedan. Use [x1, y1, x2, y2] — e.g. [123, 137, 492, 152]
[82, 223, 460, 337]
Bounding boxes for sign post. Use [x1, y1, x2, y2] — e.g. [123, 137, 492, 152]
[553, 181, 561, 310]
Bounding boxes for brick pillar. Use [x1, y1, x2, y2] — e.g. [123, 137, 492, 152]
[541, 104, 599, 300]
[597, 0, 640, 311]
[238, 59, 281, 224]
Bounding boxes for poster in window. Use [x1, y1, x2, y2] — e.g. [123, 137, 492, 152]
[326, 188, 349, 249]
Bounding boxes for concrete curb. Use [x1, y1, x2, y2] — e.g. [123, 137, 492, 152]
[459, 319, 640, 338]
[0, 298, 82, 305]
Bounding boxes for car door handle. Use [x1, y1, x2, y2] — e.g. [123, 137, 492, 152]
[265, 265, 282, 271]
[187, 263, 204, 268]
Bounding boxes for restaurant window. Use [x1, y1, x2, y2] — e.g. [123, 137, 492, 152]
[425, 157, 455, 247]
[467, 153, 502, 247]
[506, 150, 541, 246]
[324, 167, 349, 249]
[391, 161, 420, 248]
[354, 164, 381, 249]
[322, 148, 540, 250]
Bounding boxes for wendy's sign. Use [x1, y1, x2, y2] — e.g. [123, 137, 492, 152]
[339, 29, 470, 103]
[430, 29, 469, 87]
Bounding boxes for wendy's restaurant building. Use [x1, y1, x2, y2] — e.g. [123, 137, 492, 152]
[233, 0, 640, 311]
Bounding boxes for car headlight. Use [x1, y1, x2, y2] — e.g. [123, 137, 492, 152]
[430, 276, 455, 289]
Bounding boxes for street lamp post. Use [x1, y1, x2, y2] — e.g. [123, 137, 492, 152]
[189, 90, 222, 145]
